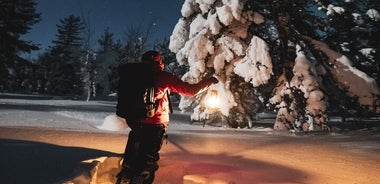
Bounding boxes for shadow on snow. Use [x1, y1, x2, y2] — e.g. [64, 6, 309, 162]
[0, 139, 119, 184]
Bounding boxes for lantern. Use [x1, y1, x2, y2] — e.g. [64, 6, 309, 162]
[206, 90, 220, 110]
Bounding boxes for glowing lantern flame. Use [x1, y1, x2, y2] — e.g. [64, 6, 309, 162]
[206, 90, 220, 109]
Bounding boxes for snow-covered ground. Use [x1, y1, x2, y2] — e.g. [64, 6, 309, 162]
[1, 93, 379, 184]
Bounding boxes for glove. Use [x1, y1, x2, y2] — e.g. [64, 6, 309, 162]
[199, 77, 218, 88]
[208, 77, 218, 84]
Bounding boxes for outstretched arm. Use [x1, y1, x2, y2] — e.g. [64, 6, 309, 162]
[158, 72, 218, 97]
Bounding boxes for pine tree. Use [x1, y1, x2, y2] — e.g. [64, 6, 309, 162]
[43, 15, 84, 96]
[105, 26, 151, 96]
[169, 0, 379, 131]
[120, 26, 150, 63]
[95, 28, 122, 97]
[316, 0, 380, 86]
[0, 0, 40, 91]
[309, 0, 380, 119]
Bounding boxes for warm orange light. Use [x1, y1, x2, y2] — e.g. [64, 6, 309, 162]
[206, 90, 220, 109]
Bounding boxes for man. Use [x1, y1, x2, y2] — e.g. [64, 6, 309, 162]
[116, 51, 218, 184]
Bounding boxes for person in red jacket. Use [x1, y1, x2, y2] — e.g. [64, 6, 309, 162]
[116, 51, 218, 184]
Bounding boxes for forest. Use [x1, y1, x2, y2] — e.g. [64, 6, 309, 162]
[1, 0, 379, 132]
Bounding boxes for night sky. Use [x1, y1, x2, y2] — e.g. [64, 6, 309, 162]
[22, 0, 183, 58]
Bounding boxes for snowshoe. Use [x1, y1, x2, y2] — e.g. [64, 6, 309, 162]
[115, 169, 132, 184]
[130, 171, 151, 184]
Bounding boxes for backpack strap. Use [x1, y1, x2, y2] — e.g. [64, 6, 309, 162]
[166, 90, 173, 114]
[146, 87, 156, 118]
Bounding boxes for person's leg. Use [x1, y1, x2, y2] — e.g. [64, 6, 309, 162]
[134, 124, 166, 184]
[117, 126, 142, 182]
[123, 130, 139, 170]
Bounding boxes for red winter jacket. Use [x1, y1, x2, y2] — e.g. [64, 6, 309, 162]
[142, 71, 217, 125]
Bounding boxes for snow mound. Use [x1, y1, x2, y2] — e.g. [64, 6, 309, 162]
[64, 156, 123, 184]
[96, 115, 128, 131]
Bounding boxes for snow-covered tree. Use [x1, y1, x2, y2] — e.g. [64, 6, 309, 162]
[315, 0, 380, 86]
[169, 0, 379, 131]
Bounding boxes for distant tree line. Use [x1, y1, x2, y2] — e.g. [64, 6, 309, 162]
[0, 0, 183, 100]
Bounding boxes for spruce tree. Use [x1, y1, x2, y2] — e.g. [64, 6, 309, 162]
[0, 0, 40, 91]
[169, 0, 379, 131]
[310, 0, 380, 119]
[120, 26, 148, 63]
[44, 15, 84, 96]
[316, 0, 379, 85]
[95, 28, 121, 97]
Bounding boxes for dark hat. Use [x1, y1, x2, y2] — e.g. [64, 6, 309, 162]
[141, 51, 162, 64]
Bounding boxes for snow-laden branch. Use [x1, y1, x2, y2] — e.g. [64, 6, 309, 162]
[303, 36, 380, 111]
[169, 18, 189, 53]
[234, 36, 273, 87]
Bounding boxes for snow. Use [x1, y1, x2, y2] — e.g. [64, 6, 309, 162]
[97, 114, 128, 131]
[1, 94, 380, 184]
[181, 0, 198, 18]
[292, 45, 326, 122]
[195, 0, 215, 14]
[205, 12, 222, 35]
[169, 18, 189, 53]
[267, 44, 328, 130]
[326, 4, 345, 16]
[189, 14, 206, 39]
[367, 9, 380, 21]
[216, 5, 234, 26]
[233, 36, 273, 87]
[359, 48, 375, 61]
[211, 35, 245, 73]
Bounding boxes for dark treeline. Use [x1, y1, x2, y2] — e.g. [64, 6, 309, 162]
[0, 0, 186, 100]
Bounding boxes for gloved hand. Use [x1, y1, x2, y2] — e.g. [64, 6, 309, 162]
[208, 77, 218, 84]
[199, 77, 218, 88]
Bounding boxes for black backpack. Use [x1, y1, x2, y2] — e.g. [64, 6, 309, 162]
[116, 63, 157, 121]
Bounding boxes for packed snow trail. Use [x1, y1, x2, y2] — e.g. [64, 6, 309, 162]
[1, 126, 379, 184]
[0, 95, 379, 183]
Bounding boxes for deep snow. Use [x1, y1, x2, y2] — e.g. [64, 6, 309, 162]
[1, 93, 380, 184]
